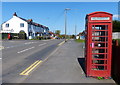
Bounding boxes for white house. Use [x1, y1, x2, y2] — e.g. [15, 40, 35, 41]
[1, 12, 49, 39]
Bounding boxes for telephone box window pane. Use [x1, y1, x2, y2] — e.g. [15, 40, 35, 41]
[92, 60, 107, 64]
[94, 43, 108, 47]
[92, 49, 107, 53]
[92, 65, 106, 70]
[92, 25, 108, 30]
[92, 31, 108, 36]
[92, 37, 108, 41]
[92, 26, 94, 29]
[92, 54, 106, 59]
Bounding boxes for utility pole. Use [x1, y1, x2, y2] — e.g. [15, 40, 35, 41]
[64, 8, 71, 42]
[75, 25, 77, 39]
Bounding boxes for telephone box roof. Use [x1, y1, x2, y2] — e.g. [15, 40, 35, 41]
[87, 11, 113, 16]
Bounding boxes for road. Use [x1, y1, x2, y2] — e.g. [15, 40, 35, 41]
[2, 39, 63, 83]
[1, 39, 116, 84]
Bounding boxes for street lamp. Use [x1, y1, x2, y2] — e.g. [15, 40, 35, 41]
[64, 8, 71, 42]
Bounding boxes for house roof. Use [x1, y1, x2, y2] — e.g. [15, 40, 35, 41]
[49, 31, 55, 35]
[13, 12, 49, 29]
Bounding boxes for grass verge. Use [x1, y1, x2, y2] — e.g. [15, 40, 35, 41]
[75, 39, 85, 43]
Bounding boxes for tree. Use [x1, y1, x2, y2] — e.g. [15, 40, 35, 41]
[55, 30, 61, 35]
[71, 35, 75, 39]
[113, 20, 120, 32]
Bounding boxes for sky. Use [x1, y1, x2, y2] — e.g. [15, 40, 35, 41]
[1, 2, 119, 35]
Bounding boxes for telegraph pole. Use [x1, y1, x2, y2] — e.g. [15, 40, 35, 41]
[64, 8, 71, 42]
[75, 25, 77, 39]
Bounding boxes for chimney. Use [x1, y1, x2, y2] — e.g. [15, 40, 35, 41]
[13, 12, 17, 16]
[27, 19, 33, 22]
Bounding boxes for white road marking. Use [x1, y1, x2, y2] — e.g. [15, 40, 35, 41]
[17, 47, 35, 53]
[39, 43, 46, 46]
[58, 41, 65, 46]
[25, 42, 38, 45]
[0, 58, 2, 60]
[6, 47, 10, 48]
[24, 42, 32, 44]
[5, 46, 14, 49]
[0, 46, 4, 50]
[42, 40, 51, 41]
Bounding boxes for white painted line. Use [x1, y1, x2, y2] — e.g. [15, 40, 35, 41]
[58, 41, 65, 46]
[39, 43, 46, 46]
[0, 46, 4, 50]
[17, 47, 35, 53]
[42, 40, 50, 41]
[25, 42, 32, 44]
[6, 47, 10, 48]
[25, 42, 38, 45]
[0, 58, 2, 60]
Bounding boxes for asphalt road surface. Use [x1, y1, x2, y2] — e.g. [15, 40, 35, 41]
[2, 39, 63, 83]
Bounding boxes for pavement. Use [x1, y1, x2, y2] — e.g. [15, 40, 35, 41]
[20, 40, 115, 83]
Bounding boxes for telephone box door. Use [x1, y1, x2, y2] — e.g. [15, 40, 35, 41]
[89, 23, 112, 77]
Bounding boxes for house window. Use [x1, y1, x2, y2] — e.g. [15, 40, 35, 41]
[6, 23, 9, 27]
[20, 23, 24, 27]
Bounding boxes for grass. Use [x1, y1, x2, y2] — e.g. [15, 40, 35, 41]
[75, 39, 85, 43]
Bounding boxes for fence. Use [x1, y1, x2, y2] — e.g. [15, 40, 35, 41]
[112, 40, 120, 84]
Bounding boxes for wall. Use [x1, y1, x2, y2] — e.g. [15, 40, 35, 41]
[112, 32, 120, 39]
[2, 16, 28, 36]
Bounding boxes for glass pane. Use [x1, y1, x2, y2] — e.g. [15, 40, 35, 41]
[94, 43, 108, 47]
[6, 24, 9, 27]
[92, 31, 108, 36]
[92, 60, 107, 64]
[92, 65, 106, 70]
[92, 49, 107, 53]
[92, 54, 107, 59]
[92, 37, 108, 41]
[92, 25, 108, 30]
[20, 23, 24, 27]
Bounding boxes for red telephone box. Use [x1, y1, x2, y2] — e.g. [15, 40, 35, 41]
[85, 12, 113, 78]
